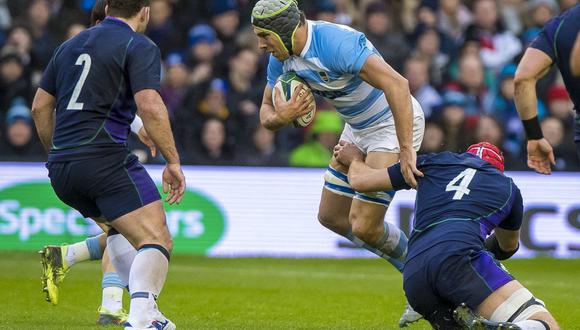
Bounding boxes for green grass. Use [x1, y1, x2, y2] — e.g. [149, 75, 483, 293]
[0, 252, 578, 329]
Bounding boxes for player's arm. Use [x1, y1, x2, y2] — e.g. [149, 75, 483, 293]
[514, 47, 556, 174]
[134, 89, 184, 204]
[572, 32, 580, 76]
[485, 185, 523, 260]
[31, 88, 56, 152]
[134, 90, 178, 163]
[259, 84, 313, 131]
[334, 142, 406, 192]
[359, 54, 423, 188]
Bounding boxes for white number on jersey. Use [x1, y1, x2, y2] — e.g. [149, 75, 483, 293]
[446, 168, 477, 200]
[66, 53, 92, 110]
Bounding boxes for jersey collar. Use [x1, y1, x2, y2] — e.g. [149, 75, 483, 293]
[103, 16, 133, 30]
[299, 20, 313, 58]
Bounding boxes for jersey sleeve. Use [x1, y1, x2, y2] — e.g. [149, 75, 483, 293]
[126, 37, 161, 94]
[266, 54, 283, 88]
[529, 17, 560, 61]
[499, 182, 523, 230]
[39, 53, 58, 96]
[322, 29, 375, 75]
[387, 164, 410, 191]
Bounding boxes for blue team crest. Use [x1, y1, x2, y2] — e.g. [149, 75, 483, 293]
[318, 71, 329, 83]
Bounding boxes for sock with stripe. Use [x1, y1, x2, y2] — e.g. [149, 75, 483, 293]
[65, 236, 103, 267]
[101, 272, 124, 312]
[514, 320, 551, 330]
[346, 228, 405, 272]
[374, 221, 408, 263]
[127, 245, 170, 326]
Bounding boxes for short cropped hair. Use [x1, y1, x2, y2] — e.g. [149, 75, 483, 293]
[107, 0, 151, 19]
[91, 0, 107, 26]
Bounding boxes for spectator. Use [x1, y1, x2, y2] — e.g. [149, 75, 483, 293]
[190, 118, 233, 165]
[235, 120, 288, 167]
[404, 55, 442, 118]
[186, 24, 221, 87]
[26, 0, 57, 71]
[146, 0, 181, 57]
[445, 54, 490, 117]
[0, 97, 44, 161]
[225, 47, 262, 148]
[412, 25, 451, 87]
[289, 111, 343, 168]
[313, 0, 337, 23]
[419, 121, 445, 153]
[438, 0, 473, 40]
[363, 1, 410, 72]
[438, 90, 473, 152]
[467, 0, 522, 72]
[66, 23, 86, 39]
[161, 53, 190, 120]
[0, 51, 29, 122]
[542, 116, 579, 170]
[546, 84, 574, 121]
[209, 0, 240, 75]
[3, 25, 33, 66]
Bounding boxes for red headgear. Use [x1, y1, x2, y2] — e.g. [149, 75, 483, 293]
[466, 142, 505, 172]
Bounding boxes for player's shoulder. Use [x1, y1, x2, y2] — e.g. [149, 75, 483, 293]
[310, 20, 364, 47]
[131, 33, 158, 50]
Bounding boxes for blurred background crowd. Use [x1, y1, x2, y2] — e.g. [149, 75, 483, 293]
[0, 0, 578, 170]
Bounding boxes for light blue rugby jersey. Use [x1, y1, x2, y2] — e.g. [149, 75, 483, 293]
[267, 20, 400, 130]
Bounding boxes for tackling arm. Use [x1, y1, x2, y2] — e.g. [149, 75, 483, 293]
[31, 88, 56, 153]
[348, 160, 394, 192]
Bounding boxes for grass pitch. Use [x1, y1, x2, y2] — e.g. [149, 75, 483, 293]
[0, 252, 578, 329]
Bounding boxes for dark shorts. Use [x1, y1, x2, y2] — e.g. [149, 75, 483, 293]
[403, 244, 514, 329]
[46, 151, 161, 221]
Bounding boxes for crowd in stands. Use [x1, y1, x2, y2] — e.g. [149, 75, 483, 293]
[0, 0, 578, 170]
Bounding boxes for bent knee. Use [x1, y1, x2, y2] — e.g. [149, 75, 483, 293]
[317, 213, 350, 236]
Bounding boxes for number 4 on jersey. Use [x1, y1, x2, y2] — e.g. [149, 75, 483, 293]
[67, 53, 91, 110]
[446, 168, 477, 200]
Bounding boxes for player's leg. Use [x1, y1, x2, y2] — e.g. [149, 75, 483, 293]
[97, 247, 128, 325]
[349, 151, 407, 271]
[475, 281, 559, 330]
[107, 201, 173, 329]
[439, 249, 559, 329]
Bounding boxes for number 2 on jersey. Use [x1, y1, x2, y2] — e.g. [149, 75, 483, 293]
[66, 53, 92, 110]
[446, 168, 477, 200]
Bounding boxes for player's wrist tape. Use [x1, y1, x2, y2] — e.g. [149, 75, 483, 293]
[485, 233, 519, 260]
[522, 116, 543, 140]
[130, 115, 144, 134]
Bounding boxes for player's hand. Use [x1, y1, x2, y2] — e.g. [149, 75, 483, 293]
[162, 163, 186, 205]
[399, 147, 423, 189]
[527, 138, 555, 174]
[273, 84, 314, 125]
[137, 127, 157, 157]
[334, 141, 365, 166]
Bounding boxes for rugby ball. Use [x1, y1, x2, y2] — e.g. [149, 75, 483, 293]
[272, 72, 316, 127]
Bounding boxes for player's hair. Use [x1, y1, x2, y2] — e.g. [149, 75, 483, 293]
[91, 0, 107, 26]
[107, 0, 151, 19]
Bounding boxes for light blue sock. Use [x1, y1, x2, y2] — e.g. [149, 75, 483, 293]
[102, 272, 125, 289]
[86, 236, 104, 260]
[345, 231, 405, 272]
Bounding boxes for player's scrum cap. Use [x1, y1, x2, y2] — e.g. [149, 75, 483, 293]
[466, 142, 505, 172]
[251, 0, 301, 56]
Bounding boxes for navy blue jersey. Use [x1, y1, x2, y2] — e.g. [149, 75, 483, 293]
[388, 152, 523, 261]
[40, 17, 161, 161]
[530, 5, 580, 137]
